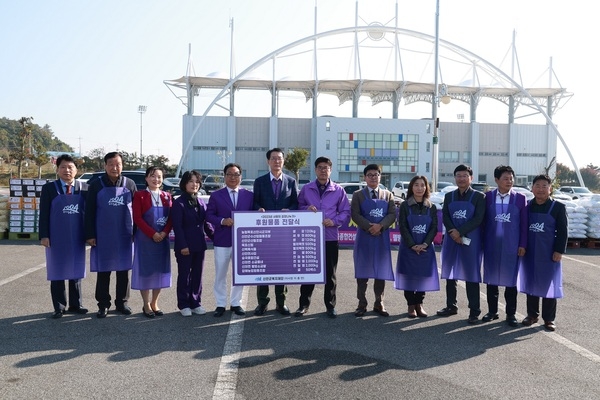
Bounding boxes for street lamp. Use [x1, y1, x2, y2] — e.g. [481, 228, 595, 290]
[138, 105, 147, 167]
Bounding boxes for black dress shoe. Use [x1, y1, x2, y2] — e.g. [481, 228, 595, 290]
[354, 307, 367, 317]
[97, 308, 108, 318]
[276, 305, 291, 316]
[67, 307, 89, 314]
[326, 308, 337, 319]
[254, 304, 268, 316]
[214, 307, 226, 317]
[373, 306, 390, 317]
[142, 307, 155, 318]
[153, 309, 164, 316]
[522, 315, 539, 326]
[116, 305, 132, 315]
[51, 310, 64, 319]
[436, 307, 458, 317]
[544, 320, 556, 331]
[506, 314, 518, 327]
[295, 307, 309, 317]
[467, 315, 480, 324]
[481, 312, 499, 322]
[230, 306, 246, 316]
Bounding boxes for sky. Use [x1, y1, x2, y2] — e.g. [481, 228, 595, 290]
[0, 0, 594, 171]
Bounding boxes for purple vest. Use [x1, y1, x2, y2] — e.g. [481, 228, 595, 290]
[395, 207, 439, 292]
[440, 191, 482, 282]
[518, 201, 563, 298]
[46, 181, 86, 280]
[131, 202, 171, 290]
[90, 179, 133, 272]
[353, 189, 394, 280]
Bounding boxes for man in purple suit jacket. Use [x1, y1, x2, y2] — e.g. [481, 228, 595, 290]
[206, 163, 254, 317]
[252, 148, 298, 316]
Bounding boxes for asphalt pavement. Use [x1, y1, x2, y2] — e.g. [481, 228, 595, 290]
[0, 240, 599, 400]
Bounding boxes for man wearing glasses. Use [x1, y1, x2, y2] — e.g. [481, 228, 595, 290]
[437, 164, 486, 324]
[206, 163, 254, 317]
[351, 164, 397, 317]
[295, 157, 351, 318]
[252, 148, 298, 316]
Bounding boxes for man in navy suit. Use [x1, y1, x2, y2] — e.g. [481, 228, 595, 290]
[252, 148, 298, 316]
[206, 162, 254, 317]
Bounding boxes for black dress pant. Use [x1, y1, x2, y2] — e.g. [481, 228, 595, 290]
[445, 279, 480, 317]
[526, 295, 557, 322]
[256, 284, 287, 307]
[95, 270, 130, 309]
[299, 241, 338, 310]
[404, 291, 426, 306]
[50, 280, 83, 312]
[485, 284, 517, 315]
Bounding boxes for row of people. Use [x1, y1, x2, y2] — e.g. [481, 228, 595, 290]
[40, 152, 566, 332]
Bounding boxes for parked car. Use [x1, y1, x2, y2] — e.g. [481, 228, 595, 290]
[552, 189, 572, 201]
[298, 179, 310, 190]
[512, 186, 534, 201]
[558, 186, 594, 200]
[201, 174, 224, 193]
[240, 178, 255, 191]
[392, 181, 410, 199]
[338, 182, 387, 201]
[80, 170, 147, 191]
[471, 182, 491, 192]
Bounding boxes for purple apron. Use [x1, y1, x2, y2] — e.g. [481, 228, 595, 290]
[46, 181, 86, 280]
[131, 201, 171, 290]
[353, 189, 394, 280]
[483, 191, 520, 286]
[394, 207, 439, 291]
[518, 202, 563, 298]
[440, 191, 482, 282]
[90, 179, 133, 272]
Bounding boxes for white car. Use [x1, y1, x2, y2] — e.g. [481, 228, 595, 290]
[558, 186, 594, 200]
[512, 186, 534, 202]
[240, 178, 255, 191]
[337, 182, 387, 201]
[391, 181, 410, 199]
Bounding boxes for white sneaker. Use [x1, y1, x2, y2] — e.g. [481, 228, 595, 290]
[180, 307, 192, 317]
[191, 306, 206, 315]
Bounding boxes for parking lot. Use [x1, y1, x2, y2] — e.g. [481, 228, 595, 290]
[1, 240, 599, 399]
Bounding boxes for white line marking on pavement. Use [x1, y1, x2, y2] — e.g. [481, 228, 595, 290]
[563, 255, 600, 269]
[212, 286, 249, 400]
[0, 263, 46, 287]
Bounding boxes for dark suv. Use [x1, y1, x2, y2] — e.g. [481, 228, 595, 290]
[80, 170, 181, 195]
[201, 174, 224, 194]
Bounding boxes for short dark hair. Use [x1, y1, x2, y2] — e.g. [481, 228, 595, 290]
[453, 164, 473, 176]
[56, 154, 75, 167]
[104, 151, 122, 164]
[532, 174, 552, 185]
[314, 156, 332, 168]
[406, 175, 431, 200]
[224, 163, 242, 175]
[363, 164, 380, 175]
[145, 165, 164, 178]
[180, 170, 203, 191]
[266, 148, 285, 160]
[494, 165, 515, 180]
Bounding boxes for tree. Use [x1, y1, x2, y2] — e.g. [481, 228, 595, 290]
[86, 147, 106, 171]
[11, 117, 33, 178]
[30, 143, 50, 178]
[580, 165, 600, 191]
[284, 147, 310, 182]
[555, 163, 576, 186]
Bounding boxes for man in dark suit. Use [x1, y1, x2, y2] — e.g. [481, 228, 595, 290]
[252, 148, 298, 316]
[206, 162, 254, 317]
[84, 152, 137, 318]
[39, 154, 88, 318]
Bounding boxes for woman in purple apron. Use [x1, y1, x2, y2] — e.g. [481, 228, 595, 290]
[132, 166, 173, 318]
[518, 175, 568, 331]
[351, 164, 396, 317]
[395, 176, 439, 318]
[440, 190, 483, 282]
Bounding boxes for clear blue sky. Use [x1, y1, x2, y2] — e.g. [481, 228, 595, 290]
[0, 0, 593, 170]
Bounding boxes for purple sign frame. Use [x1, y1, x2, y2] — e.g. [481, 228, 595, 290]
[232, 211, 325, 286]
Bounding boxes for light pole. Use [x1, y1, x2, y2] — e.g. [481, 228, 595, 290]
[138, 105, 147, 168]
[431, 0, 441, 192]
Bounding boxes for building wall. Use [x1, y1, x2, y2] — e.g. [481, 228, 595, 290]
[181, 115, 555, 188]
